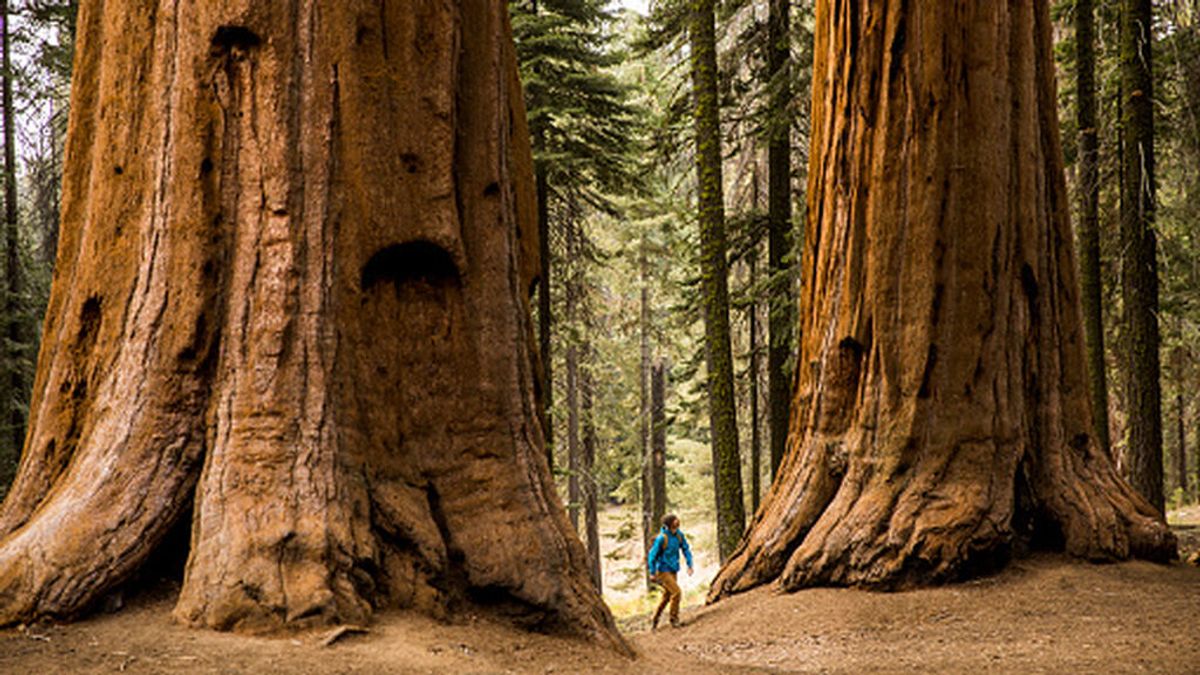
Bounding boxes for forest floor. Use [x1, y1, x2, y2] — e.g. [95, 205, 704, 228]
[2, 429, 1197, 675]
[0, 550, 1197, 673]
[1, 509, 1197, 673]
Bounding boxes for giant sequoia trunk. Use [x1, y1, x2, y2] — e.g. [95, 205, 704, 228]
[0, 0, 624, 650]
[710, 0, 1175, 599]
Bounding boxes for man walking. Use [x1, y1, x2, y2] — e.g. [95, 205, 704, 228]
[647, 513, 694, 629]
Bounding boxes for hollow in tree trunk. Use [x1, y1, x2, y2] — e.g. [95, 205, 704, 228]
[710, 0, 1175, 600]
[0, 0, 624, 651]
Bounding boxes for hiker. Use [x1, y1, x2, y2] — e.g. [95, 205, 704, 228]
[647, 513, 693, 629]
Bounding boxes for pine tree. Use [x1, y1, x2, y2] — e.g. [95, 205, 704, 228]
[691, 0, 745, 562]
[1075, 0, 1112, 458]
[0, 0, 26, 488]
[1120, 0, 1165, 513]
[512, 0, 638, 470]
[766, 0, 793, 480]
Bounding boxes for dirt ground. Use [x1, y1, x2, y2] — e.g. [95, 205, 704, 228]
[1, 551, 1197, 674]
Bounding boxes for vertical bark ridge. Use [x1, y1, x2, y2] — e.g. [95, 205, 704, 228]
[0, 0, 213, 620]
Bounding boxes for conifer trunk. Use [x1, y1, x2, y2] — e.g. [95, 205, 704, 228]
[1075, 0, 1111, 458]
[0, 0, 624, 651]
[566, 217, 580, 532]
[567, 341, 580, 530]
[1176, 393, 1187, 500]
[537, 163, 553, 471]
[650, 359, 667, 537]
[749, 246, 762, 512]
[1120, 0, 1164, 514]
[710, 0, 1175, 600]
[639, 237, 654, 580]
[1, 0, 23, 483]
[581, 357, 601, 590]
[767, 0, 793, 480]
[691, 0, 745, 561]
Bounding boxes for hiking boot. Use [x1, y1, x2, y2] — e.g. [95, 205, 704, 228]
[670, 617, 681, 628]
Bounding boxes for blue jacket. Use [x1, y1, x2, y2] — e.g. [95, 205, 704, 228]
[647, 526, 693, 575]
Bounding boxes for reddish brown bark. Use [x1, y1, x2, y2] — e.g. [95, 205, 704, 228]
[710, 0, 1175, 600]
[0, 0, 623, 651]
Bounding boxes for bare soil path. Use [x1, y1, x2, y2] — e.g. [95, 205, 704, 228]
[1, 552, 1197, 674]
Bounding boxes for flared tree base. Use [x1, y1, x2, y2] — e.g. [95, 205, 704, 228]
[0, 0, 625, 655]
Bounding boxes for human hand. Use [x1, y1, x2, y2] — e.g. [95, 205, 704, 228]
[688, 566, 694, 576]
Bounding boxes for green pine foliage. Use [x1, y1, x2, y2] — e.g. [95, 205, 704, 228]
[0, 0, 76, 495]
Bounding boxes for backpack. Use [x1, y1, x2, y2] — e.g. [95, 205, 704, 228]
[650, 529, 687, 570]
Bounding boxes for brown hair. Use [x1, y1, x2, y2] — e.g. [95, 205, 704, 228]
[662, 514, 678, 528]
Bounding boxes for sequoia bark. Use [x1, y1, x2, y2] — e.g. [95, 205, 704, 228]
[710, 0, 1175, 599]
[0, 0, 624, 651]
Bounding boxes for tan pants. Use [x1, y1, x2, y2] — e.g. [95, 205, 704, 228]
[652, 571, 681, 626]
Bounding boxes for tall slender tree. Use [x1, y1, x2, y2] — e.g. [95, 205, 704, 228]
[0, 0, 25, 486]
[539, 166, 554, 470]
[1176, 393, 1187, 500]
[691, 0, 745, 561]
[748, 244, 762, 512]
[767, 0, 793, 480]
[1075, 0, 1111, 458]
[512, 0, 638, 472]
[581, 353, 601, 590]
[639, 234, 654, 576]
[566, 212, 582, 530]
[567, 343, 581, 528]
[1120, 0, 1165, 513]
[650, 358, 668, 539]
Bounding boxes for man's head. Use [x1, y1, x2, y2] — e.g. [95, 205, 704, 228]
[663, 514, 679, 531]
